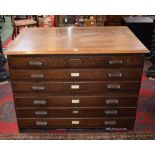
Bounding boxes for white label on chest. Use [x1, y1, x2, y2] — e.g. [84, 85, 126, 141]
[72, 121, 80, 125]
[73, 110, 79, 114]
[71, 72, 80, 77]
[71, 99, 80, 104]
[71, 85, 80, 89]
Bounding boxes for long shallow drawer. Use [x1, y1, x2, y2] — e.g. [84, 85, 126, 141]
[8, 55, 143, 69]
[18, 117, 135, 129]
[16, 107, 136, 118]
[14, 96, 138, 108]
[12, 81, 140, 95]
[10, 68, 142, 81]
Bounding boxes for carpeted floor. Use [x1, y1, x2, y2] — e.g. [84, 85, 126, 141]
[1, 132, 155, 140]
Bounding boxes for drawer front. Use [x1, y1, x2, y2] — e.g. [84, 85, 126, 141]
[14, 96, 138, 108]
[8, 55, 143, 69]
[18, 117, 135, 129]
[10, 68, 142, 81]
[12, 81, 140, 95]
[16, 108, 136, 118]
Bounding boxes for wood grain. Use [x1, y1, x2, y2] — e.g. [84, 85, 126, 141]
[6, 27, 149, 55]
[14, 95, 138, 108]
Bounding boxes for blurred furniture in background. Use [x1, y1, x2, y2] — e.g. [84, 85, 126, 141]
[11, 15, 39, 40]
[0, 15, 5, 22]
[0, 33, 9, 82]
[105, 15, 128, 26]
[147, 18, 155, 78]
[54, 15, 106, 27]
[84, 16, 96, 27]
[121, 16, 154, 52]
[96, 15, 107, 26]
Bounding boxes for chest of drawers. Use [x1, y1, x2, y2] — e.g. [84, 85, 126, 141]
[6, 27, 148, 132]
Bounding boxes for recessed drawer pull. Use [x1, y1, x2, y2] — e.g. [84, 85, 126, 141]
[106, 99, 119, 104]
[73, 110, 79, 114]
[69, 59, 81, 65]
[109, 60, 123, 65]
[108, 73, 122, 78]
[36, 121, 48, 126]
[71, 72, 80, 77]
[31, 74, 44, 79]
[72, 120, 79, 125]
[105, 110, 118, 115]
[35, 111, 48, 115]
[104, 121, 116, 125]
[33, 100, 47, 105]
[32, 86, 45, 91]
[107, 84, 120, 89]
[29, 61, 43, 66]
[71, 85, 80, 89]
[71, 99, 80, 104]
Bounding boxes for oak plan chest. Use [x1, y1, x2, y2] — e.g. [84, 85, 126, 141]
[6, 27, 148, 131]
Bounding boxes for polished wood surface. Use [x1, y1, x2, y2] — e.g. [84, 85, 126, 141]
[14, 96, 138, 108]
[10, 68, 142, 81]
[18, 117, 135, 129]
[6, 27, 148, 55]
[8, 55, 144, 69]
[16, 107, 136, 118]
[12, 81, 140, 95]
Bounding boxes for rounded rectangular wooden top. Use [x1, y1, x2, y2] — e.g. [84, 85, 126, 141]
[6, 26, 149, 55]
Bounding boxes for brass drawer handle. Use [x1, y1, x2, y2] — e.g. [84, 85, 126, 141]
[108, 73, 122, 78]
[106, 99, 119, 104]
[105, 110, 118, 115]
[72, 120, 79, 125]
[29, 61, 43, 66]
[33, 100, 47, 105]
[73, 110, 79, 114]
[35, 111, 48, 115]
[104, 121, 116, 125]
[71, 72, 80, 77]
[71, 85, 80, 89]
[36, 121, 48, 126]
[107, 84, 120, 90]
[32, 86, 45, 91]
[109, 60, 123, 65]
[71, 99, 80, 104]
[31, 74, 44, 79]
[69, 59, 81, 65]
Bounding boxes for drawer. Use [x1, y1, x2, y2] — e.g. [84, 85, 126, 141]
[16, 107, 136, 118]
[14, 96, 138, 108]
[10, 68, 142, 81]
[12, 81, 140, 95]
[18, 117, 135, 129]
[8, 55, 144, 69]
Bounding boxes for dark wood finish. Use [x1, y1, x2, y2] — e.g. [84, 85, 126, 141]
[16, 107, 136, 118]
[14, 96, 138, 108]
[18, 117, 135, 129]
[6, 27, 148, 131]
[8, 55, 144, 69]
[12, 81, 140, 95]
[10, 68, 142, 81]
